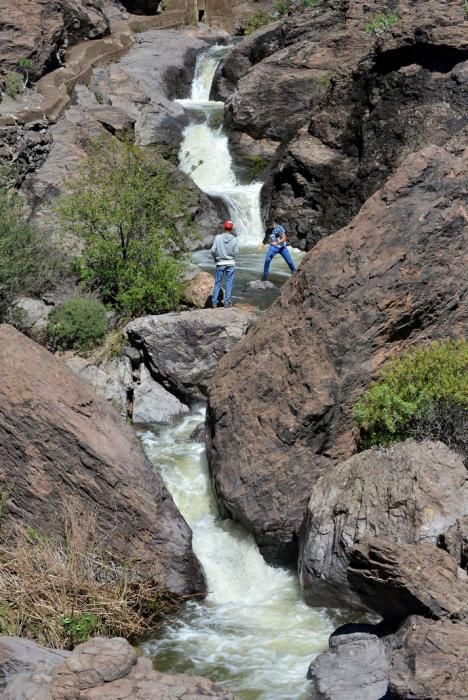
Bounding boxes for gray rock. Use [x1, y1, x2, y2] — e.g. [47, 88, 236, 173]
[298, 441, 468, 610]
[61, 354, 132, 417]
[307, 633, 389, 700]
[9, 297, 52, 336]
[245, 280, 275, 291]
[191, 422, 206, 444]
[3, 637, 236, 699]
[132, 365, 189, 427]
[126, 308, 258, 401]
[0, 637, 68, 690]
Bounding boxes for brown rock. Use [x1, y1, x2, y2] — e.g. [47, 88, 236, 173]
[0, 0, 109, 81]
[207, 135, 468, 565]
[183, 271, 216, 308]
[386, 616, 468, 700]
[347, 538, 468, 623]
[298, 441, 468, 609]
[214, 0, 468, 249]
[0, 324, 205, 596]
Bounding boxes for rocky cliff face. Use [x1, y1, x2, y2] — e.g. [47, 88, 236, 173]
[0, 324, 205, 597]
[0, 0, 109, 81]
[213, 0, 468, 248]
[206, 132, 468, 565]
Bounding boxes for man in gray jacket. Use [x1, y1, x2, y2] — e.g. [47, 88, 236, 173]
[210, 220, 239, 307]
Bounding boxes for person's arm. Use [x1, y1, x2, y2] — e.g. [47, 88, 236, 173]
[275, 225, 287, 245]
[233, 238, 240, 256]
[210, 239, 217, 261]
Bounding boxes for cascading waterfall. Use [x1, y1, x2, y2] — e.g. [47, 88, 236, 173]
[140, 47, 332, 699]
[176, 47, 265, 246]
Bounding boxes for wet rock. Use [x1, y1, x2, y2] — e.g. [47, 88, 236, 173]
[386, 616, 468, 700]
[0, 637, 68, 690]
[133, 364, 190, 427]
[126, 308, 258, 402]
[3, 636, 236, 700]
[307, 632, 389, 700]
[190, 422, 206, 443]
[299, 441, 468, 609]
[0, 324, 205, 597]
[347, 538, 468, 623]
[245, 279, 275, 292]
[61, 353, 133, 417]
[0, 0, 109, 81]
[214, 0, 468, 249]
[207, 136, 468, 566]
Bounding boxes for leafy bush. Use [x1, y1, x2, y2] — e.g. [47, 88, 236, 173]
[58, 137, 190, 316]
[365, 11, 399, 33]
[0, 187, 68, 321]
[3, 71, 24, 99]
[302, 0, 320, 8]
[47, 297, 107, 352]
[353, 339, 468, 451]
[0, 499, 181, 649]
[243, 10, 272, 34]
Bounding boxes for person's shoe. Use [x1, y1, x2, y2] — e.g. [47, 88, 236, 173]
[223, 301, 232, 307]
[261, 276, 268, 281]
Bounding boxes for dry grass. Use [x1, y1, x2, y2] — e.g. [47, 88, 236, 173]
[0, 499, 181, 649]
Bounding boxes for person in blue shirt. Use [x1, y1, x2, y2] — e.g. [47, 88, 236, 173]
[261, 220, 296, 281]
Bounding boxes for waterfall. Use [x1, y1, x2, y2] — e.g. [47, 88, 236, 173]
[176, 47, 263, 246]
[140, 46, 330, 700]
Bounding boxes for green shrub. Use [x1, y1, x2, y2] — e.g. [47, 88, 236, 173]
[365, 11, 399, 33]
[62, 613, 97, 645]
[274, 0, 290, 16]
[0, 187, 68, 321]
[58, 137, 190, 316]
[302, 0, 320, 8]
[47, 297, 107, 352]
[3, 71, 24, 99]
[243, 10, 272, 34]
[353, 339, 468, 449]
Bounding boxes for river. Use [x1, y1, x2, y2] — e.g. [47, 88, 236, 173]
[140, 45, 333, 700]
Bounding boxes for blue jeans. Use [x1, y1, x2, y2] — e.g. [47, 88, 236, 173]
[263, 245, 296, 278]
[212, 265, 235, 305]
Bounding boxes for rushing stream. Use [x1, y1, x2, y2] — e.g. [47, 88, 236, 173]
[140, 46, 332, 699]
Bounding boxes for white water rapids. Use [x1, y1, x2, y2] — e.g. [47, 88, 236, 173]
[140, 47, 333, 699]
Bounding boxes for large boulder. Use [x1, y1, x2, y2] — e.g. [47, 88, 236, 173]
[307, 632, 389, 700]
[213, 0, 468, 249]
[3, 636, 236, 700]
[386, 616, 468, 700]
[0, 0, 109, 82]
[132, 364, 190, 427]
[0, 637, 68, 690]
[0, 324, 205, 597]
[347, 538, 468, 623]
[206, 136, 468, 566]
[298, 441, 468, 609]
[126, 308, 258, 402]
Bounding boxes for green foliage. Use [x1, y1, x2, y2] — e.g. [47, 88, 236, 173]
[302, 0, 320, 8]
[58, 137, 190, 316]
[245, 154, 269, 181]
[275, 0, 291, 16]
[62, 612, 98, 645]
[365, 11, 399, 33]
[353, 339, 468, 448]
[3, 71, 24, 98]
[47, 297, 107, 353]
[0, 187, 68, 321]
[315, 71, 333, 88]
[18, 58, 33, 70]
[243, 10, 272, 34]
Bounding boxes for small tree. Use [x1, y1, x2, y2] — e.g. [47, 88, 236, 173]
[18, 58, 33, 89]
[58, 137, 191, 316]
